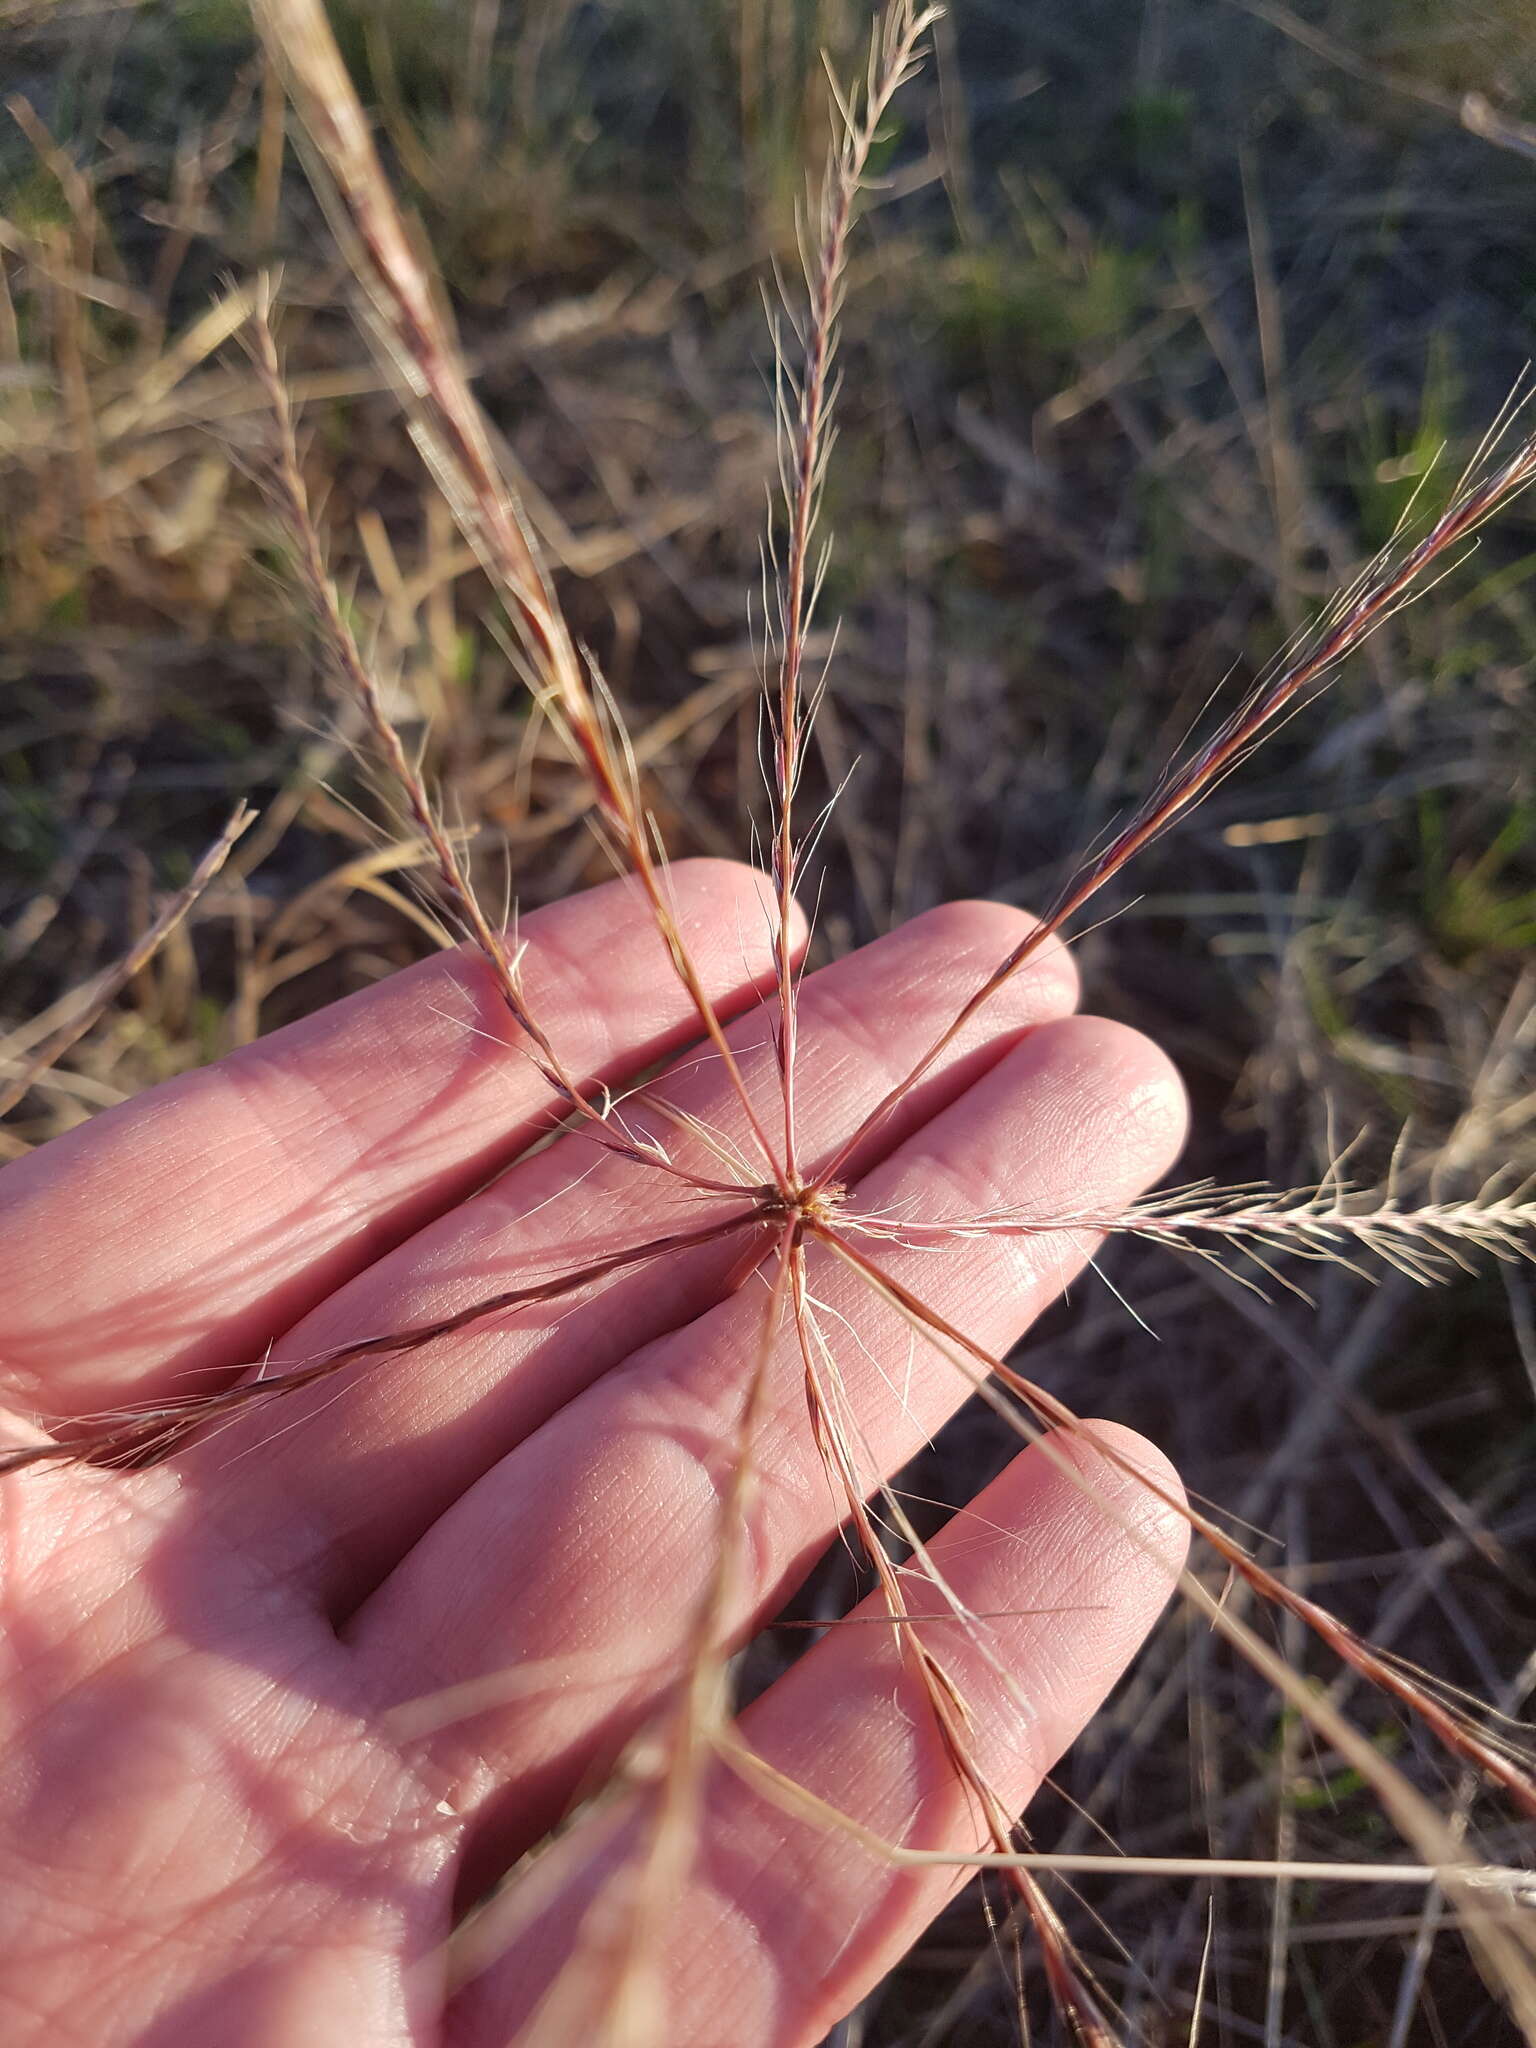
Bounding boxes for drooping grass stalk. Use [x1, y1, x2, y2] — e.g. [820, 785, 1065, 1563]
[789, 1245, 1121, 2045]
[569, 1226, 799, 2048]
[822, 1217, 1536, 1922]
[437, 1229, 803, 2038]
[812, 1226, 1536, 2030]
[818, 1221, 1536, 1816]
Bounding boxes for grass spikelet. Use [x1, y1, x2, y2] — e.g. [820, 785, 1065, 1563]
[766, 0, 938, 1178]
[840, 1179, 1536, 1288]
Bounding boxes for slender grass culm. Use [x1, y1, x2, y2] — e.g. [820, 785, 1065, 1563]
[2, 2, 1535, 2043]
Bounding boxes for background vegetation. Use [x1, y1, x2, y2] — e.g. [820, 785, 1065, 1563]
[2, 0, 1534, 2039]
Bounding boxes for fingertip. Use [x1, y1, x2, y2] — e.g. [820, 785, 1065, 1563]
[660, 856, 810, 958]
[892, 897, 1081, 1017]
[1094, 1020, 1189, 1174]
[1052, 1418, 1191, 1581]
[960, 1418, 1188, 1780]
[995, 1012, 1188, 1195]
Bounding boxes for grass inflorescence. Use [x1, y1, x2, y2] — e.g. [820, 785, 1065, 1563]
[3, 0, 1536, 2041]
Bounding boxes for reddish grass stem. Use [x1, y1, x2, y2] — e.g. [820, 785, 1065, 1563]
[0, 1211, 765, 1474]
[248, 304, 744, 1195]
[811, 430, 1536, 1193]
[254, 0, 788, 1190]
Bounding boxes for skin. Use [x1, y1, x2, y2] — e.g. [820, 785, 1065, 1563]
[0, 860, 1189, 2046]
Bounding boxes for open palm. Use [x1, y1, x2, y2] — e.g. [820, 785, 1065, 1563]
[0, 862, 1186, 2046]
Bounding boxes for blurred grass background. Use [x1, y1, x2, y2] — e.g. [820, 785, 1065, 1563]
[2, 0, 1535, 2040]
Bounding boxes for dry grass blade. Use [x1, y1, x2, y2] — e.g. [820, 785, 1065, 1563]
[249, 0, 574, 701]
[712, 1737, 1536, 1893]
[0, 803, 253, 1122]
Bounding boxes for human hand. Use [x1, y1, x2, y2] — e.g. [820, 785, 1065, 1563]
[0, 861, 1187, 2046]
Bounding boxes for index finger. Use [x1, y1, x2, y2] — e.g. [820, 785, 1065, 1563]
[0, 860, 794, 1417]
